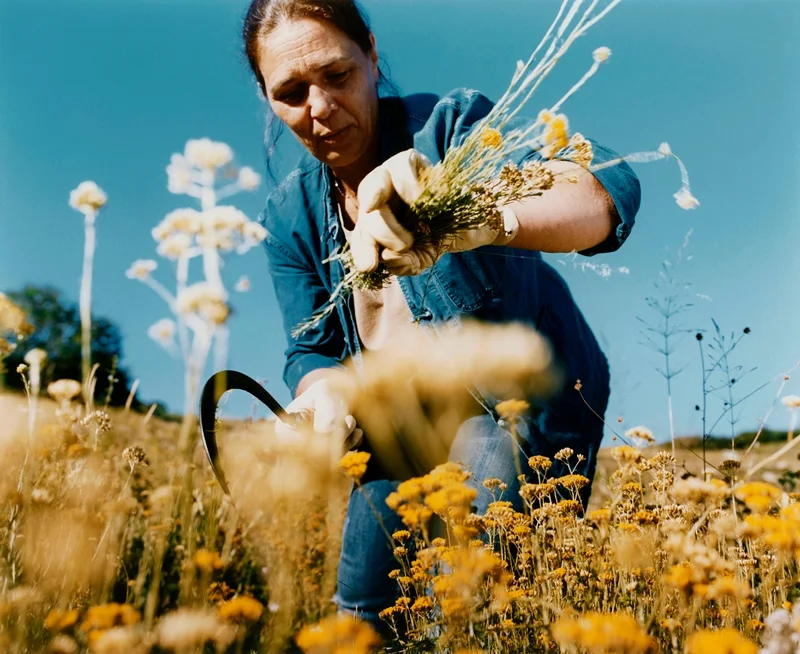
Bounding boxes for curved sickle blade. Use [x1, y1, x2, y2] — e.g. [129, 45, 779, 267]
[199, 370, 300, 495]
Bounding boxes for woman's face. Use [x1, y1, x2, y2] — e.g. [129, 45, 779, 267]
[258, 18, 380, 170]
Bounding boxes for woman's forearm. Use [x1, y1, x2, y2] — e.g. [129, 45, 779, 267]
[504, 159, 617, 253]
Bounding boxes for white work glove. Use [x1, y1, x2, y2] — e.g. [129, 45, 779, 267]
[274, 379, 363, 452]
[350, 149, 520, 276]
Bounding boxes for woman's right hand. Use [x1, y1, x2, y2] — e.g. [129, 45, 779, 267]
[274, 378, 363, 451]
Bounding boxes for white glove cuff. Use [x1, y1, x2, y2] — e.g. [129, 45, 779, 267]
[492, 206, 520, 246]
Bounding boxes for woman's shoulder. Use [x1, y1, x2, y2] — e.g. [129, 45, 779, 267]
[398, 87, 494, 123]
[266, 155, 326, 209]
[396, 88, 496, 161]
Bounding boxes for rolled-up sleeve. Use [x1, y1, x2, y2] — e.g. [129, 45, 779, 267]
[261, 200, 347, 397]
[577, 139, 641, 256]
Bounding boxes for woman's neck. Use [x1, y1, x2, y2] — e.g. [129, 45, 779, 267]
[330, 137, 380, 198]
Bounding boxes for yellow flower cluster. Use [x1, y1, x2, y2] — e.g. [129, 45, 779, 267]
[538, 110, 570, 159]
[685, 627, 757, 654]
[551, 611, 658, 653]
[734, 481, 783, 513]
[295, 614, 381, 654]
[337, 451, 371, 483]
[479, 127, 503, 149]
[386, 462, 477, 530]
[743, 502, 800, 552]
[218, 595, 263, 622]
[79, 603, 141, 632]
[194, 549, 224, 573]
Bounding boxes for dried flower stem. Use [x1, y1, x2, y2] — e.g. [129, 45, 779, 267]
[80, 209, 97, 394]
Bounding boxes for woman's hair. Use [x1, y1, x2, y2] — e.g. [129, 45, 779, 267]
[242, 0, 400, 180]
[243, 0, 388, 97]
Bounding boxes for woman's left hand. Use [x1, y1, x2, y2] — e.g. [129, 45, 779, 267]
[351, 149, 519, 276]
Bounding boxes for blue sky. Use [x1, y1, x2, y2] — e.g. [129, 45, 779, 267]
[1, 0, 798, 444]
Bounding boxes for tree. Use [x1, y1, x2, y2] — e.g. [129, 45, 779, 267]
[2, 285, 140, 408]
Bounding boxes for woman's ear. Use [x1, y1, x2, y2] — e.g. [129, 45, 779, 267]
[368, 33, 379, 79]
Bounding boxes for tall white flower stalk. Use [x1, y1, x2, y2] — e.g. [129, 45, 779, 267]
[127, 138, 265, 435]
[69, 181, 107, 394]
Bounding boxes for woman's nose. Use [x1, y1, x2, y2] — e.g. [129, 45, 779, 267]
[308, 86, 337, 120]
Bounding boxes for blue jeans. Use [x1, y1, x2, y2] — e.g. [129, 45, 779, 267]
[332, 412, 603, 627]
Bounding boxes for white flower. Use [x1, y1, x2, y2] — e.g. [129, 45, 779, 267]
[197, 231, 235, 251]
[617, 266, 630, 274]
[167, 154, 193, 194]
[31, 488, 54, 504]
[69, 181, 107, 213]
[157, 233, 193, 260]
[782, 395, 800, 409]
[234, 276, 250, 293]
[148, 319, 177, 347]
[625, 425, 655, 444]
[592, 46, 612, 64]
[673, 187, 700, 210]
[242, 221, 268, 245]
[268, 602, 280, 613]
[47, 379, 82, 402]
[163, 208, 203, 236]
[125, 259, 157, 280]
[204, 206, 248, 233]
[87, 627, 139, 654]
[176, 283, 230, 325]
[156, 608, 236, 651]
[184, 138, 234, 170]
[657, 142, 672, 157]
[24, 348, 47, 367]
[237, 166, 261, 191]
[151, 222, 171, 242]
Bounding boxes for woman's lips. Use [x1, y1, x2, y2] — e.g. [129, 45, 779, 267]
[320, 126, 352, 145]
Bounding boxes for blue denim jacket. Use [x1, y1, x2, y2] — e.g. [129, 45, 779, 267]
[260, 88, 641, 438]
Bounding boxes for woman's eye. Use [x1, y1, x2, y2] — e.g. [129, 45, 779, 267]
[276, 87, 306, 105]
[328, 70, 350, 84]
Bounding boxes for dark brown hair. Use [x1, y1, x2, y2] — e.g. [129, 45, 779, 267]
[243, 0, 390, 97]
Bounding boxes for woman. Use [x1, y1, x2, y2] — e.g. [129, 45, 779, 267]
[243, 0, 641, 631]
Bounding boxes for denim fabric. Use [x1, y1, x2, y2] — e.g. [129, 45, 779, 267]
[259, 87, 637, 628]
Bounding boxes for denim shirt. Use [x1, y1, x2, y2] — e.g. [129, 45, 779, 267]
[260, 88, 641, 434]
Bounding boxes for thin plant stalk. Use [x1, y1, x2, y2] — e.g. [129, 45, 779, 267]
[80, 209, 97, 393]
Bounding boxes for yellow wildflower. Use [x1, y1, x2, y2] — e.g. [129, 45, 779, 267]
[295, 614, 380, 653]
[337, 451, 371, 483]
[480, 128, 503, 149]
[587, 508, 611, 524]
[79, 604, 140, 632]
[706, 576, 751, 601]
[558, 474, 590, 491]
[45, 609, 80, 632]
[411, 597, 434, 611]
[528, 455, 552, 471]
[664, 563, 696, 591]
[610, 446, 644, 465]
[218, 596, 263, 622]
[392, 530, 411, 543]
[194, 549, 224, 573]
[735, 481, 782, 502]
[551, 611, 657, 653]
[496, 398, 529, 420]
[685, 628, 757, 654]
